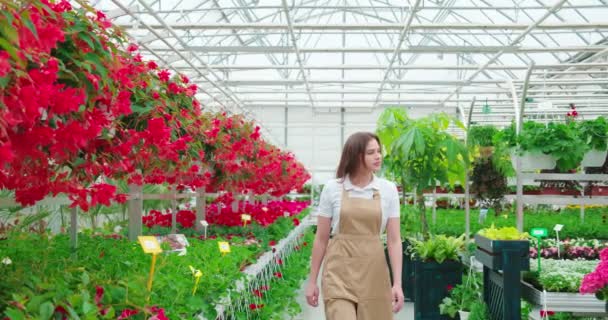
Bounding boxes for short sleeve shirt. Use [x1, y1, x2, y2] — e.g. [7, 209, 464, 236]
[316, 175, 400, 235]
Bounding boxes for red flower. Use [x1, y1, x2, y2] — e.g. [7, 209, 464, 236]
[540, 310, 555, 317]
[446, 284, 454, 291]
[269, 240, 276, 246]
[127, 43, 138, 52]
[0, 51, 11, 77]
[95, 286, 104, 304]
[303, 242, 308, 246]
[147, 61, 158, 70]
[274, 272, 283, 278]
[293, 218, 300, 226]
[152, 92, 160, 100]
[118, 308, 138, 319]
[249, 304, 264, 310]
[158, 69, 170, 82]
[276, 258, 283, 265]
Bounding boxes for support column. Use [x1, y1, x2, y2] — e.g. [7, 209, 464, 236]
[128, 184, 143, 241]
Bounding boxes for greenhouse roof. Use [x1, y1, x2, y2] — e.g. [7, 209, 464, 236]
[85, 0, 608, 178]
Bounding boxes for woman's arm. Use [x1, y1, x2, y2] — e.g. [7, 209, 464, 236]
[308, 216, 331, 284]
[305, 216, 331, 307]
[386, 217, 402, 286]
[386, 217, 404, 312]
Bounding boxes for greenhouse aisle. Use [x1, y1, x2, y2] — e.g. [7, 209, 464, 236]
[293, 274, 414, 319]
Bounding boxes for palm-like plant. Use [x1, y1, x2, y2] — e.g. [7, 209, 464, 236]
[377, 108, 468, 236]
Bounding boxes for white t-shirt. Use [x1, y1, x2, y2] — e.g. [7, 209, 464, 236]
[316, 175, 400, 235]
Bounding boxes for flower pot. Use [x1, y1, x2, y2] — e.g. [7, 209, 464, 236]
[458, 310, 470, 320]
[581, 149, 608, 167]
[414, 259, 463, 320]
[436, 200, 449, 209]
[510, 150, 556, 171]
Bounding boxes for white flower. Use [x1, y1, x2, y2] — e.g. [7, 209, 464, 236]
[2, 257, 11, 265]
[114, 226, 123, 233]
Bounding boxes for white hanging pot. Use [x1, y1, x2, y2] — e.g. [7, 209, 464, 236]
[458, 310, 470, 320]
[510, 150, 556, 171]
[581, 149, 608, 167]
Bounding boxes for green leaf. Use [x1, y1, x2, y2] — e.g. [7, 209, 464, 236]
[5, 308, 26, 320]
[66, 305, 82, 320]
[21, 11, 39, 39]
[39, 301, 54, 320]
[77, 33, 96, 51]
[83, 53, 108, 79]
[0, 37, 20, 64]
[81, 272, 90, 286]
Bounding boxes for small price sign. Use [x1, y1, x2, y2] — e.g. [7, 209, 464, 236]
[531, 228, 548, 238]
[530, 227, 548, 274]
[138, 236, 162, 254]
[200, 220, 209, 227]
[241, 214, 251, 222]
[218, 241, 231, 254]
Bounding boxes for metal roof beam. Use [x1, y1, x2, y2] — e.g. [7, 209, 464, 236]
[281, 0, 315, 108]
[441, 0, 570, 104]
[114, 22, 608, 30]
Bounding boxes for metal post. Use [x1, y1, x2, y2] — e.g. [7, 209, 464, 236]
[128, 184, 143, 241]
[432, 187, 437, 224]
[195, 189, 206, 232]
[580, 188, 585, 223]
[516, 63, 535, 232]
[70, 207, 78, 251]
[171, 190, 177, 234]
[465, 97, 476, 237]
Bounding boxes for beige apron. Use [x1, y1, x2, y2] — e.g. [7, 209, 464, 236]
[322, 185, 393, 320]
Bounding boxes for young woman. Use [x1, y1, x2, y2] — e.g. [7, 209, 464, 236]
[305, 132, 404, 319]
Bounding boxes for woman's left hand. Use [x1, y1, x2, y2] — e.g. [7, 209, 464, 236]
[391, 284, 404, 313]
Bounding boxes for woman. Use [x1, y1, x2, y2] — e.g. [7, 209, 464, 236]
[305, 132, 404, 319]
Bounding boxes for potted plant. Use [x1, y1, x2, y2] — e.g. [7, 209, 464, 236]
[436, 197, 450, 209]
[409, 235, 466, 319]
[578, 117, 608, 167]
[377, 108, 468, 236]
[468, 125, 498, 159]
[497, 121, 589, 172]
[470, 156, 509, 216]
[439, 274, 483, 320]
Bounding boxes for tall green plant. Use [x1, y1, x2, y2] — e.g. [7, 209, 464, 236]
[377, 108, 468, 236]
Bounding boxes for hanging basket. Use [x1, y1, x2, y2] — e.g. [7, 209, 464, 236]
[581, 150, 608, 168]
[510, 150, 556, 171]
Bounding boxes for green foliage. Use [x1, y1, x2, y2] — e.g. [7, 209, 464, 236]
[409, 234, 466, 263]
[478, 224, 529, 240]
[578, 116, 608, 150]
[377, 108, 468, 235]
[468, 126, 498, 147]
[230, 232, 314, 319]
[468, 300, 490, 320]
[410, 206, 608, 239]
[439, 274, 483, 317]
[377, 108, 468, 192]
[0, 210, 310, 319]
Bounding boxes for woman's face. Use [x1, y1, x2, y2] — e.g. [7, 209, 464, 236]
[363, 139, 382, 172]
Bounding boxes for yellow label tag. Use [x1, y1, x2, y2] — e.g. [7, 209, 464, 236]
[241, 214, 251, 221]
[138, 236, 162, 254]
[218, 241, 231, 253]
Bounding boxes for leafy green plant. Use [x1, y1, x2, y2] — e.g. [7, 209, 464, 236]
[409, 234, 466, 263]
[478, 224, 529, 240]
[377, 108, 468, 236]
[468, 300, 490, 320]
[425, 206, 607, 239]
[578, 117, 608, 151]
[439, 274, 482, 317]
[468, 125, 498, 147]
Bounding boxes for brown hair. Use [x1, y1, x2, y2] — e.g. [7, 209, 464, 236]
[336, 132, 382, 179]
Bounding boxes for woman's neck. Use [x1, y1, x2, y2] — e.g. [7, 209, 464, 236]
[349, 171, 373, 188]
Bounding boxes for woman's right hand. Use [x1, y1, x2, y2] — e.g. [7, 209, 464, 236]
[305, 281, 320, 307]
